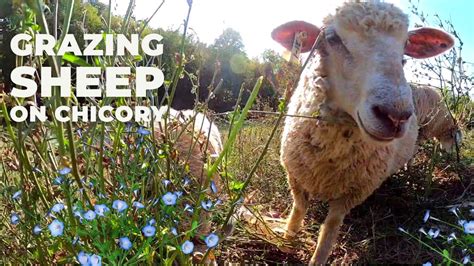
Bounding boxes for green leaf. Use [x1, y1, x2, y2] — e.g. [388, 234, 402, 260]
[230, 180, 245, 192]
[62, 53, 91, 67]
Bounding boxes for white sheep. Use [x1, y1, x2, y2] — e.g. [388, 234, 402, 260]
[152, 106, 223, 262]
[412, 85, 461, 151]
[272, 1, 454, 264]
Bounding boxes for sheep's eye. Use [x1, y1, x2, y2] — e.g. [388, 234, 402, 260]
[325, 28, 343, 46]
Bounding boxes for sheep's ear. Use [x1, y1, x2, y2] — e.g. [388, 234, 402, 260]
[405, 27, 454, 59]
[271, 21, 320, 53]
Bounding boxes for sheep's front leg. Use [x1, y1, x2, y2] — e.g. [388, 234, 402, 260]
[309, 199, 349, 265]
[284, 182, 309, 239]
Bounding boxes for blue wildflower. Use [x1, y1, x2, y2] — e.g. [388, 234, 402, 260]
[142, 225, 156, 237]
[133, 201, 145, 209]
[181, 240, 194, 255]
[458, 219, 467, 227]
[72, 236, 80, 245]
[74, 210, 83, 220]
[94, 204, 110, 217]
[464, 221, 474, 234]
[162, 179, 171, 187]
[51, 203, 65, 213]
[119, 237, 132, 250]
[215, 199, 223, 205]
[174, 191, 183, 198]
[12, 190, 22, 200]
[83, 210, 96, 221]
[90, 254, 102, 266]
[449, 206, 459, 217]
[423, 210, 430, 223]
[183, 177, 191, 186]
[171, 227, 178, 236]
[33, 225, 42, 235]
[201, 200, 212, 211]
[210, 181, 218, 194]
[397, 227, 407, 233]
[53, 176, 63, 185]
[447, 232, 457, 243]
[204, 233, 219, 248]
[11, 213, 20, 225]
[184, 204, 194, 213]
[137, 127, 151, 136]
[162, 192, 177, 206]
[77, 251, 90, 266]
[428, 228, 440, 239]
[462, 255, 471, 265]
[148, 218, 156, 225]
[112, 200, 128, 212]
[48, 219, 64, 237]
[58, 167, 72, 175]
[422, 262, 432, 266]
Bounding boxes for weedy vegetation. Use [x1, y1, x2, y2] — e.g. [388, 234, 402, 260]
[0, 0, 472, 265]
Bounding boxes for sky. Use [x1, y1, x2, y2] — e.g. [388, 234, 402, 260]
[100, 0, 474, 63]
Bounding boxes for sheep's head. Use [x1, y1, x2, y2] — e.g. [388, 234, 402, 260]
[272, 1, 454, 143]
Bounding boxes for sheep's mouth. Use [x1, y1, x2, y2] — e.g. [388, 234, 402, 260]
[357, 112, 395, 142]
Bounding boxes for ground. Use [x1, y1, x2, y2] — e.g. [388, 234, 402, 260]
[218, 117, 473, 264]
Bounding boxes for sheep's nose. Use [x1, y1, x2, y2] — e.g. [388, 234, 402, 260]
[372, 105, 413, 131]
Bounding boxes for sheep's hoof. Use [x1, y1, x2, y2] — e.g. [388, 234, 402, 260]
[283, 229, 298, 240]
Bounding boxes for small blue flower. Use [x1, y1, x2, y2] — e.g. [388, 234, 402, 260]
[94, 204, 110, 217]
[48, 219, 64, 237]
[447, 232, 457, 243]
[215, 199, 223, 205]
[90, 254, 102, 266]
[184, 204, 194, 213]
[11, 213, 20, 225]
[133, 189, 139, 197]
[423, 210, 430, 223]
[449, 206, 459, 217]
[53, 176, 63, 185]
[183, 177, 191, 186]
[74, 210, 83, 220]
[133, 201, 145, 209]
[398, 227, 407, 233]
[171, 227, 178, 236]
[83, 210, 96, 221]
[204, 233, 219, 248]
[181, 240, 194, 254]
[210, 181, 218, 194]
[58, 167, 72, 175]
[422, 262, 432, 266]
[112, 200, 128, 212]
[72, 236, 80, 245]
[462, 255, 471, 265]
[12, 190, 22, 200]
[458, 219, 467, 227]
[51, 203, 65, 213]
[137, 127, 151, 136]
[428, 228, 440, 239]
[174, 191, 183, 198]
[464, 221, 474, 234]
[148, 218, 156, 225]
[33, 225, 42, 235]
[98, 193, 106, 199]
[162, 192, 177, 206]
[142, 225, 156, 237]
[162, 179, 171, 187]
[201, 200, 213, 211]
[119, 237, 132, 250]
[77, 251, 90, 265]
